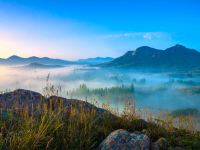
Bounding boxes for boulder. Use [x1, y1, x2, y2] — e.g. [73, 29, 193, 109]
[172, 147, 184, 150]
[99, 129, 150, 150]
[151, 137, 168, 150]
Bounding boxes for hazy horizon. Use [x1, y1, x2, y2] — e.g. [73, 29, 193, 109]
[0, 44, 199, 60]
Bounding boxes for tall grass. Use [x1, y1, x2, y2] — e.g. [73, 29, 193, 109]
[0, 97, 200, 149]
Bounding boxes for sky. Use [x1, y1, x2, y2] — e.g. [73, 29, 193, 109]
[0, 0, 200, 60]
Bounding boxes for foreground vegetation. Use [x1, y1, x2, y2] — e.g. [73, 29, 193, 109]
[0, 97, 200, 150]
[0, 80, 200, 149]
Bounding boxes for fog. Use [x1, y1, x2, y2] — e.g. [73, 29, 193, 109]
[0, 65, 200, 112]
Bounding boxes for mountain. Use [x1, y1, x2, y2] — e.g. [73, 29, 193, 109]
[22, 63, 64, 69]
[76, 57, 113, 65]
[100, 45, 200, 69]
[0, 55, 114, 66]
[0, 55, 72, 65]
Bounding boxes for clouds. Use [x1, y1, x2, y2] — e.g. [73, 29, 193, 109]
[0, 1, 174, 59]
[104, 32, 171, 40]
[1, 0, 200, 59]
[101, 32, 175, 55]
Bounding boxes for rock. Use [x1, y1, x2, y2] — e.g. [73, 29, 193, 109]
[99, 129, 150, 150]
[0, 89, 44, 109]
[151, 144, 159, 150]
[172, 147, 184, 150]
[151, 137, 167, 150]
[0, 89, 108, 114]
[141, 129, 149, 135]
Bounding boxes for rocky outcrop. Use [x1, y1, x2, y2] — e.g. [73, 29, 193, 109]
[0, 89, 107, 115]
[98, 129, 150, 150]
[0, 89, 43, 108]
[151, 137, 168, 150]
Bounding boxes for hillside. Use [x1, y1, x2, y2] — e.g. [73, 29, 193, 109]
[101, 45, 200, 69]
[76, 57, 113, 65]
[0, 56, 114, 66]
[0, 55, 72, 65]
[22, 63, 64, 69]
[0, 89, 106, 114]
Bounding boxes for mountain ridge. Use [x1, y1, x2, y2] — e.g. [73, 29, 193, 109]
[77, 57, 113, 64]
[100, 44, 200, 69]
[0, 55, 114, 66]
[22, 63, 64, 69]
[0, 55, 72, 65]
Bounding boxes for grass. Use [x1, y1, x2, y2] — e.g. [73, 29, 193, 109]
[0, 97, 200, 150]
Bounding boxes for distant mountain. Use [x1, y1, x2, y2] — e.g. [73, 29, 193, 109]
[0, 55, 114, 66]
[100, 45, 200, 69]
[76, 57, 113, 65]
[22, 63, 64, 69]
[0, 55, 72, 65]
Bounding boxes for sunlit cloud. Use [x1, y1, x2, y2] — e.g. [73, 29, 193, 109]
[104, 32, 171, 40]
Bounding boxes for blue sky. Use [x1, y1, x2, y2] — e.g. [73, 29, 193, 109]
[0, 0, 200, 59]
